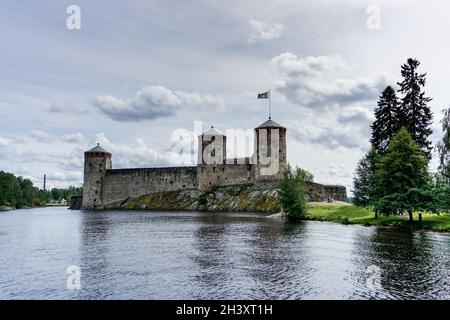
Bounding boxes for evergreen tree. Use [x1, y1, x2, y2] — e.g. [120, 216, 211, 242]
[431, 175, 450, 212]
[0, 171, 22, 207]
[374, 128, 431, 221]
[352, 147, 380, 217]
[436, 107, 450, 182]
[397, 58, 433, 158]
[371, 86, 400, 153]
[279, 164, 311, 220]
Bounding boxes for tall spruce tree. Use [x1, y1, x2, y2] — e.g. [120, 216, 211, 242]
[371, 86, 400, 153]
[352, 147, 380, 216]
[374, 128, 431, 221]
[436, 107, 450, 182]
[397, 58, 433, 158]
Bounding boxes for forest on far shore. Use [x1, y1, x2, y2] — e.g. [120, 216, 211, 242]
[0, 171, 82, 209]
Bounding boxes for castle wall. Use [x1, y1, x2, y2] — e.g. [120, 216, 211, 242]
[323, 185, 348, 202]
[102, 166, 197, 205]
[306, 182, 348, 202]
[197, 163, 255, 190]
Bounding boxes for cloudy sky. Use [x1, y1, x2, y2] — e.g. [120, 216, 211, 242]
[1, 0, 449, 193]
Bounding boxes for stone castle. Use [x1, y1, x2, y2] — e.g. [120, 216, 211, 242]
[82, 119, 347, 210]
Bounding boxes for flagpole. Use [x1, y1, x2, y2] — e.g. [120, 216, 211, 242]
[269, 89, 271, 120]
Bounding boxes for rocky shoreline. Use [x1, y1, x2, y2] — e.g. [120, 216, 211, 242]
[103, 184, 281, 212]
[72, 181, 347, 211]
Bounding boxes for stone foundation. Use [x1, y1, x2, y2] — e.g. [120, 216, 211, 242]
[77, 182, 348, 212]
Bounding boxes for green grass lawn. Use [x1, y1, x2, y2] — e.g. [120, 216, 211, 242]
[306, 202, 450, 232]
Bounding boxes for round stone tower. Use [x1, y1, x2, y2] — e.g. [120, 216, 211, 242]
[254, 118, 286, 182]
[197, 126, 227, 165]
[82, 144, 112, 209]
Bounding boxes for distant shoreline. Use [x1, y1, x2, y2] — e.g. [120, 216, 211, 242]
[0, 204, 68, 211]
[0, 206, 15, 211]
[44, 204, 69, 207]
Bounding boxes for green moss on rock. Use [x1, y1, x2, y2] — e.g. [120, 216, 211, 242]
[104, 185, 281, 212]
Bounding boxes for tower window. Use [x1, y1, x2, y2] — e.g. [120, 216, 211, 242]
[96, 180, 100, 184]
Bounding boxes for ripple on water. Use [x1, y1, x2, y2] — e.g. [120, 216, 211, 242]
[1, 208, 450, 299]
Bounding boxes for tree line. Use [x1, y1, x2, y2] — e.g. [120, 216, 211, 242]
[0, 171, 82, 208]
[353, 58, 450, 221]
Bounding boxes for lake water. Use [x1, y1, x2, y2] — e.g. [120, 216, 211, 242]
[1, 207, 450, 299]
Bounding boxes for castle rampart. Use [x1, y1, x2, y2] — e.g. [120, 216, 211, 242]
[102, 166, 198, 204]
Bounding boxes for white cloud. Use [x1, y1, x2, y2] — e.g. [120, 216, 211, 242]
[270, 52, 395, 109]
[94, 85, 225, 122]
[288, 116, 370, 151]
[336, 105, 374, 126]
[62, 133, 84, 144]
[29, 130, 54, 144]
[0, 136, 9, 147]
[248, 19, 284, 43]
[271, 52, 346, 76]
[47, 171, 82, 182]
[48, 100, 90, 114]
[269, 52, 396, 151]
[91, 132, 173, 168]
[317, 163, 351, 180]
[174, 91, 226, 111]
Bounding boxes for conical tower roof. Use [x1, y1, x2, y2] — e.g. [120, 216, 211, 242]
[199, 126, 225, 136]
[85, 143, 111, 154]
[255, 118, 285, 129]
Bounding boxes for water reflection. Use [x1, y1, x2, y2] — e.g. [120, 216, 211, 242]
[191, 213, 232, 299]
[190, 215, 315, 299]
[2, 208, 450, 299]
[79, 212, 115, 299]
[352, 227, 450, 299]
[245, 221, 312, 299]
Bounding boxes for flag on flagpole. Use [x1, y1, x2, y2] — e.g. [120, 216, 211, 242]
[258, 90, 272, 119]
[257, 91, 270, 99]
